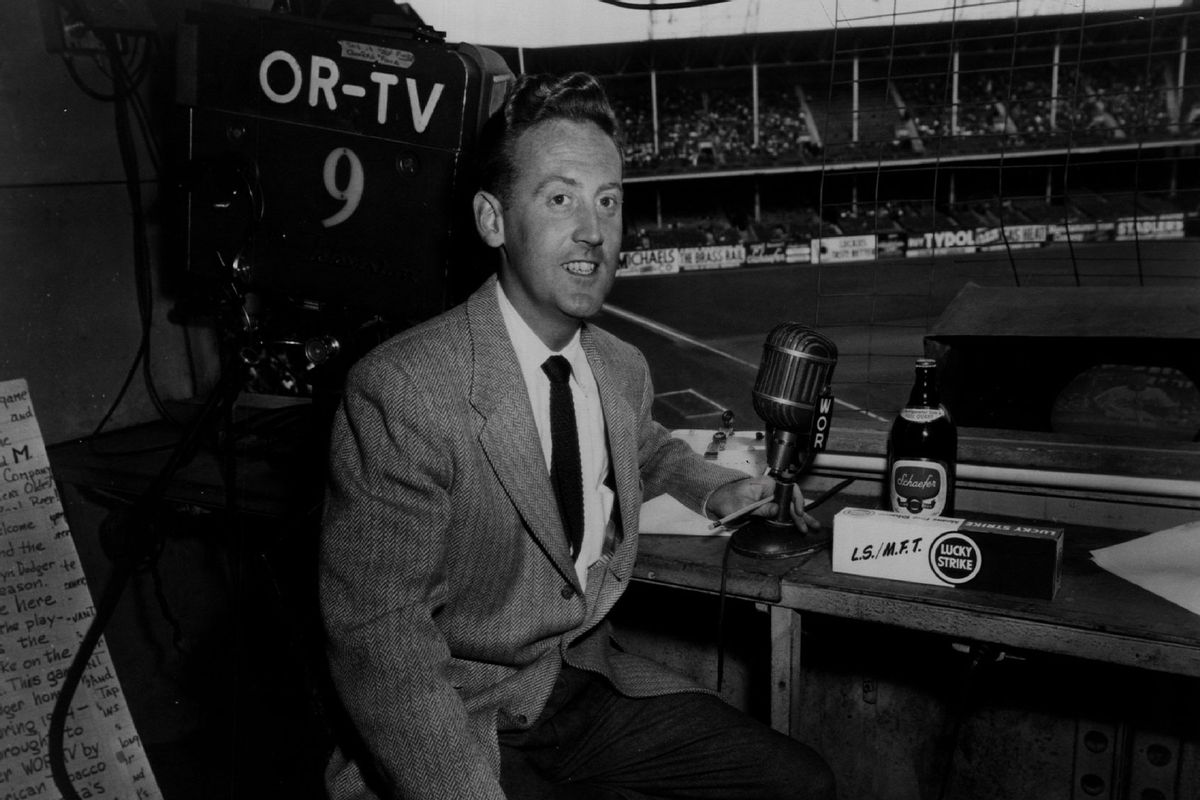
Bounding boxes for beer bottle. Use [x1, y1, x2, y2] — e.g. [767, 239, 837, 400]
[887, 358, 957, 516]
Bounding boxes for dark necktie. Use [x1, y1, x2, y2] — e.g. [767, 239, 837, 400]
[541, 355, 584, 560]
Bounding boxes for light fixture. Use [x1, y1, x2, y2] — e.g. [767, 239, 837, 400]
[599, 0, 731, 9]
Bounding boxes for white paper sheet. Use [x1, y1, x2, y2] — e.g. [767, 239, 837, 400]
[637, 430, 766, 536]
[1090, 520, 1200, 616]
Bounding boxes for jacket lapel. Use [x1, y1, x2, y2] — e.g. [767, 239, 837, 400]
[582, 327, 640, 583]
[466, 278, 579, 584]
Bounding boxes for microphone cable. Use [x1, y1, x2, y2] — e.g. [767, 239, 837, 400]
[715, 477, 855, 693]
[934, 642, 1005, 800]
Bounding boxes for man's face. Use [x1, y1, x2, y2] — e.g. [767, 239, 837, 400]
[479, 118, 623, 350]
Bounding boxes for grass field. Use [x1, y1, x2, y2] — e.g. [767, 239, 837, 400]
[599, 240, 1199, 435]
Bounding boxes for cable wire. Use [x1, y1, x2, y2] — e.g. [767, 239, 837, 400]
[715, 478, 854, 692]
[49, 355, 245, 800]
[57, 0, 178, 442]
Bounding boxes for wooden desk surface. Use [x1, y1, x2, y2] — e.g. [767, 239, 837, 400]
[635, 504, 1200, 677]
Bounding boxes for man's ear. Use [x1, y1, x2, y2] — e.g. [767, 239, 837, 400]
[473, 190, 505, 249]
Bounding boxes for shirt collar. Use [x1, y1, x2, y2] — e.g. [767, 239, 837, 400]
[496, 281, 592, 398]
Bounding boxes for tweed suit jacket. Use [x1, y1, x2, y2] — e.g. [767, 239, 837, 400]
[319, 275, 746, 800]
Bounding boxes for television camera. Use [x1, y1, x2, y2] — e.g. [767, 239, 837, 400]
[177, 3, 513, 397]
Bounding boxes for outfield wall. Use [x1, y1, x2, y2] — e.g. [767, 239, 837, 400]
[617, 212, 1193, 276]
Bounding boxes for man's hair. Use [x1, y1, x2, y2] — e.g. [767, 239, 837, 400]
[476, 71, 623, 202]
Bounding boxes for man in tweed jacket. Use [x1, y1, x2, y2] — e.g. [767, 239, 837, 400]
[320, 72, 835, 799]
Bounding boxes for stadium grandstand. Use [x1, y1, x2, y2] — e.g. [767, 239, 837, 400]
[484, 4, 1199, 261]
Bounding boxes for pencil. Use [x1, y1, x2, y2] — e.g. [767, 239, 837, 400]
[708, 496, 773, 529]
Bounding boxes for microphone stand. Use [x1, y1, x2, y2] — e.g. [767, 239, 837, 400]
[729, 428, 832, 559]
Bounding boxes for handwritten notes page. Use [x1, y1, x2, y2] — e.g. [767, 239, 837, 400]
[0, 379, 162, 800]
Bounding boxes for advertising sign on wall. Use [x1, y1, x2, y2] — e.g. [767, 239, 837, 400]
[876, 231, 907, 259]
[975, 224, 1048, 251]
[745, 241, 789, 265]
[786, 242, 813, 263]
[1115, 213, 1185, 241]
[678, 244, 746, 271]
[812, 235, 877, 263]
[906, 229, 976, 257]
[1046, 221, 1109, 243]
[618, 248, 680, 276]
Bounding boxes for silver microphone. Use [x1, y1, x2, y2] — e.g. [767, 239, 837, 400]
[732, 323, 838, 559]
[752, 323, 838, 476]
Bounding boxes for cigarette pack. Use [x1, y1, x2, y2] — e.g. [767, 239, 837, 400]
[831, 508, 1063, 600]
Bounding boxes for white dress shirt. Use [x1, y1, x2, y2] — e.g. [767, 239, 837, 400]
[496, 282, 615, 589]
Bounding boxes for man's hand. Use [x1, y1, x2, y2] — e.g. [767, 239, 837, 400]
[706, 476, 821, 533]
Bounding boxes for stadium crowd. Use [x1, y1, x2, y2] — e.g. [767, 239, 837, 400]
[607, 60, 1184, 172]
[899, 61, 1176, 148]
[610, 86, 818, 171]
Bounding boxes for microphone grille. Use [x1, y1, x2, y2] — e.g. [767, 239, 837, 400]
[752, 323, 838, 430]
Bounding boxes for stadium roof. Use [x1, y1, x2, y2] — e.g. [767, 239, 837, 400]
[413, 0, 1189, 49]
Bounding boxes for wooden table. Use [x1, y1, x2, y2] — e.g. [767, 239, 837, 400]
[635, 503, 1200, 735]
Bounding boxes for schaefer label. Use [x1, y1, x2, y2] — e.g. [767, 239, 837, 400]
[890, 459, 949, 516]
